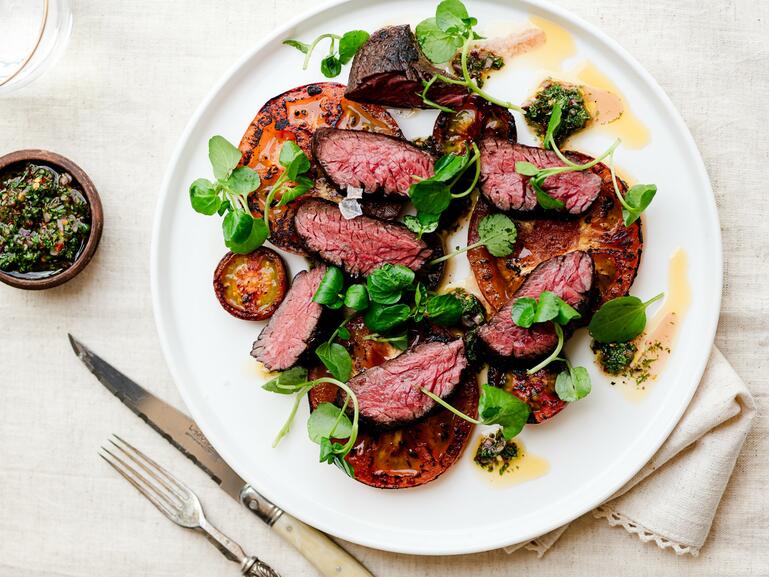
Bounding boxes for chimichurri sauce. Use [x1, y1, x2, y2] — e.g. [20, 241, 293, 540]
[0, 163, 90, 278]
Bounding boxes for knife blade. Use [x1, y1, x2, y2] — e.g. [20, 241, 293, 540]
[69, 334, 374, 577]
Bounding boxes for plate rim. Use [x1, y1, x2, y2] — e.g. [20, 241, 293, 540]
[150, 0, 723, 555]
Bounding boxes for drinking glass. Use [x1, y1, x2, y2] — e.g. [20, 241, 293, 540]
[0, 0, 72, 94]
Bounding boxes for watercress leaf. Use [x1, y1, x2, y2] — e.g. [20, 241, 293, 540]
[436, 0, 470, 32]
[555, 369, 577, 402]
[217, 199, 231, 216]
[571, 366, 592, 400]
[222, 210, 255, 244]
[226, 166, 261, 195]
[331, 453, 356, 477]
[533, 179, 566, 210]
[515, 161, 540, 176]
[307, 402, 353, 443]
[510, 297, 537, 328]
[432, 152, 469, 182]
[426, 293, 464, 326]
[313, 266, 344, 306]
[544, 101, 563, 150]
[337, 326, 351, 340]
[366, 263, 415, 305]
[278, 140, 304, 168]
[478, 213, 518, 257]
[533, 291, 560, 323]
[316, 342, 352, 382]
[277, 176, 314, 206]
[320, 55, 342, 77]
[344, 284, 369, 311]
[338, 30, 370, 64]
[282, 39, 311, 54]
[415, 17, 463, 63]
[555, 299, 581, 325]
[285, 154, 311, 182]
[208, 135, 242, 180]
[622, 184, 656, 225]
[363, 303, 411, 332]
[224, 217, 268, 254]
[478, 384, 530, 440]
[403, 212, 440, 237]
[189, 178, 221, 215]
[319, 437, 336, 462]
[262, 366, 308, 394]
[409, 179, 452, 214]
[588, 293, 663, 343]
[463, 16, 478, 27]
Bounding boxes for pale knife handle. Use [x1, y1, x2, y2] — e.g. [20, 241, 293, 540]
[272, 513, 374, 577]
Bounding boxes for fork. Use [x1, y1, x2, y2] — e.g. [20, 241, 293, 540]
[100, 435, 280, 577]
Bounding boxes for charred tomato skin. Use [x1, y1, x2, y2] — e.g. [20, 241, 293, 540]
[213, 248, 288, 321]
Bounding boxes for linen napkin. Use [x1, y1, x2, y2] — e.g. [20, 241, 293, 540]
[505, 346, 756, 557]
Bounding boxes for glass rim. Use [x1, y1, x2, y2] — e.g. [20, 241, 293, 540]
[0, 0, 50, 88]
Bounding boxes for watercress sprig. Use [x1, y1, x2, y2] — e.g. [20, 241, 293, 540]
[263, 368, 359, 477]
[429, 213, 517, 265]
[554, 359, 592, 403]
[189, 136, 267, 254]
[284, 30, 369, 78]
[588, 293, 664, 343]
[262, 141, 313, 235]
[420, 383, 530, 440]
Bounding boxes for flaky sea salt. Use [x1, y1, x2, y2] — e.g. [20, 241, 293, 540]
[339, 198, 363, 220]
[345, 185, 364, 200]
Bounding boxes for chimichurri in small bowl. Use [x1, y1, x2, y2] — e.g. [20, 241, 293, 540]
[0, 150, 102, 290]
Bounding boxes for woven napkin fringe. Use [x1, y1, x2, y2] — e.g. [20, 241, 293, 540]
[593, 506, 699, 556]
[502, 347, 755, 558]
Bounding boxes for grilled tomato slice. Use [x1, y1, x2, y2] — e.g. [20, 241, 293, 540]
[213, 248, 287, 320]
[468, 152, 643, 312]
[238, 82, 403, 254]
[308, 317, 478, 489]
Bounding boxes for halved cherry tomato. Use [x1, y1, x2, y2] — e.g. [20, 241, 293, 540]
[213, 248, 287, 320]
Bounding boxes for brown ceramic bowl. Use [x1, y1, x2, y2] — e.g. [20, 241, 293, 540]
[0, 150, 103, 290]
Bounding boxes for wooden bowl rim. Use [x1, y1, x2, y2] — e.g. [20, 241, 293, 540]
[0, 149, 103, 290]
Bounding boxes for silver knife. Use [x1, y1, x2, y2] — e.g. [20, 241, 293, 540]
[69, 334, 374, 577]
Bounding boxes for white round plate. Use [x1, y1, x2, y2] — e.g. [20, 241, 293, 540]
[151, 0, 721, 555]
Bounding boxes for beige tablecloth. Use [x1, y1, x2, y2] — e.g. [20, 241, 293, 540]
[0, 1, 766, 576]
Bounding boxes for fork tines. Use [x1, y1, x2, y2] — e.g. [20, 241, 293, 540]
[99, 434, 194, 525]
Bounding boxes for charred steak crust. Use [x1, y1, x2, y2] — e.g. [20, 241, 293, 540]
[478, 251, 594, 360]
[479, 139, 602, 214]
[250, 265, 327, 371]
[312, 128, 435, 198]
[345, 25, 468, 109]
[294, 198, 432, 277]
[345, 339, 468, 427]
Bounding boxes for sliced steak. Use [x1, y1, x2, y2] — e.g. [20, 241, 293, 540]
[313, 128, 434, 197]
[294, 198, 432, 276]
[345, 25, 468, 109]
[479, 139, 602, 214]
[250, 266, 326, 371]
[346, 339, 467, 427]
[478, 251, 594, 360]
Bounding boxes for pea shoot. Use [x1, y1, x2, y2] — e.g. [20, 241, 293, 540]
[283, 30, 370, 78]
[189, 136, 267, 254]
[588, 293, 664, 343]
[429, 213, 517, 265]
